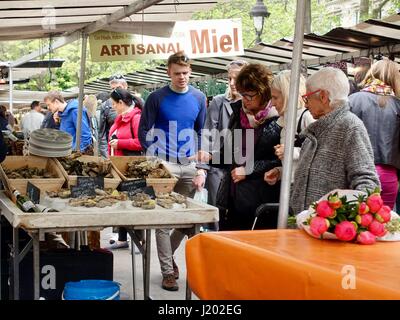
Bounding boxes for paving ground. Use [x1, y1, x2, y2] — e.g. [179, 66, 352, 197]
[100, 227, 197, 300]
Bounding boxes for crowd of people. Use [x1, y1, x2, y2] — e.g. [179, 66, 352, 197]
[1, 51, 399, 293]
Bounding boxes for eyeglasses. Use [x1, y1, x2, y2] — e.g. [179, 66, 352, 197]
[109, 74, 125, 81]
[168, 54, 190, 65]
[239, 92, 259, 101]
[301, 89, 321, 104]
[227, 60, 248, 68]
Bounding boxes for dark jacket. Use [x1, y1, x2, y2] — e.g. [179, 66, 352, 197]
[41, 111, 60, 130]
[349, 91, 400, 169]
[0, 132, 7, 162]
[213, 101, 282, 230]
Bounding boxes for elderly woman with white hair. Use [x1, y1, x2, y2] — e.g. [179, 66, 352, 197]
[290, 67, 380, 215]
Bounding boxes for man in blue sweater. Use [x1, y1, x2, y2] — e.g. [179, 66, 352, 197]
[139, 51, 207, 291]
[44, 91, 92, 153]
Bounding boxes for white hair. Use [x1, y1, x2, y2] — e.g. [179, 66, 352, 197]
[271, 69, 306, 114]
[306, 67, 349, 108]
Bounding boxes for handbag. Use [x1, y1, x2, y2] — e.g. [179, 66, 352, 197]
[215, 169, 231, 210]
[294, 109, 308, 148]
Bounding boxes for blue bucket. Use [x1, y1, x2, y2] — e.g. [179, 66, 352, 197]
[63, 280, 120, 300]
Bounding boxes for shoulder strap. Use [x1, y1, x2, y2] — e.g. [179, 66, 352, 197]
[297, 109, 308, 134]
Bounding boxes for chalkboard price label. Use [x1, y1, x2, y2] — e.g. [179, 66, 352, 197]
[27, 182, 40, 204]
[77, 176, 104, 190]
[117, 179, 147, 193]
[70, 185, 96, 198]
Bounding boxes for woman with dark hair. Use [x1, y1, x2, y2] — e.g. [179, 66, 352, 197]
[108, 88, 143, 156]
[107, 88, 143, 249]
[212, 63, 282, 230]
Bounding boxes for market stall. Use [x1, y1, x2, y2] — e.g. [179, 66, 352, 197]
[0, 154, 219, 300]
[185, 229, 400, 299]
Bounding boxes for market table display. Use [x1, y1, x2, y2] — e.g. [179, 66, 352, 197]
[0, 190, 218, 300]
[185, 229, 400, 299]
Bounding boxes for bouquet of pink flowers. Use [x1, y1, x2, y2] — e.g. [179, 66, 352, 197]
[297, 188, 400, 245]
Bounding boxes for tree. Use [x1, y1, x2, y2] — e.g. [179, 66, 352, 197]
[358, 0, 398, 21]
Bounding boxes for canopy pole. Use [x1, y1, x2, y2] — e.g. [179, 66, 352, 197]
[76, 32, 88, 152]
[277, 0, 306, 228]
[8, 66, 13, 114]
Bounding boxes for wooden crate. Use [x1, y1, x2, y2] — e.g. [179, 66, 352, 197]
[54, 155, 121, 189]
[110, 156, 178, 193]
[0, 155, 66, 197]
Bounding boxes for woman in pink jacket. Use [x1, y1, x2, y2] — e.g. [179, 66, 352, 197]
[108, 88, 143, 156]
[107, 88, 143, 250]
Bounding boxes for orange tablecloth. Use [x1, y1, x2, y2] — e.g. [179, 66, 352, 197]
[185, 229, 400, 300]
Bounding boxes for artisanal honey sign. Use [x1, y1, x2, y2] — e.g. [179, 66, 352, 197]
[89, 19, 244, 61]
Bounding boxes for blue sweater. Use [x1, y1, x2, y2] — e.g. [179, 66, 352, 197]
[139, 85, 206, 161]
[59, 99, 92, 151]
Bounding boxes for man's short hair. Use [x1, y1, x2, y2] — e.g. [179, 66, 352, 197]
[30, 100, 40, 109]
[167, 51, 191, 67]
[44, 90, 65, 103]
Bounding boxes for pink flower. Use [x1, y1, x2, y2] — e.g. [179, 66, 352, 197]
[355, 213, 373, 227]
[366, 194, 383, 213]
[357, 231, 376, 245]
[328, 194, 342, 210]
[358, 202, 369, 215]
[310, 216, 330, 237]
[368, 219, 387, 237]
[334, 221, 357, 241]
[375, 205, 391, 223]
[316, 200, 336, 218]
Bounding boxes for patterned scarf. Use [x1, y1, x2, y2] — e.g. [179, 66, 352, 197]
[240, 101, 276, 129]
[361, 79, 396, 96]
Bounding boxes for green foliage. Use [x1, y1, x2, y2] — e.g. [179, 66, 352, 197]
[191, 79, 227, 97]
[193, 0, 342, 47]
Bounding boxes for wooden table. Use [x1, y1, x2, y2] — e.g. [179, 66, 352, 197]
[0, 191, 218, 300]
[186, 229, 400, 299]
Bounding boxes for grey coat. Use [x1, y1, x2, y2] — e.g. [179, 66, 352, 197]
[290, 104, 380, 215]
[349, 91, 400, 169]
[202, 94, 233, 206]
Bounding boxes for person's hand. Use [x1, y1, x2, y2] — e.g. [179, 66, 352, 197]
[231, 166, 246, 184]
[192, 170, 206, 191]
[274, 144, 284, 160]
[53, 112, 60, 124]
[264, 168, 281, 185]
[189, 150, 212, 163]
[109, 139, 118, 148]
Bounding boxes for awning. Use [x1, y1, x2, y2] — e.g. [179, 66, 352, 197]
[82, 13, 400, 92]
[0, 0, 228, 41]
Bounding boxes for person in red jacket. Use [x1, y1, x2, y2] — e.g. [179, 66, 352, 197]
[108, 88, 143, 156]
[107, 88, 143, 250]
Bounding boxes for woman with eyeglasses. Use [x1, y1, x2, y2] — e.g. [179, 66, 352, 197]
[264, 70, 314, 186]
[212, 63, 282, 230]
[349, 59, 400, 209]
[290, 67, 380, 215]
[106, 88, 143, 250]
